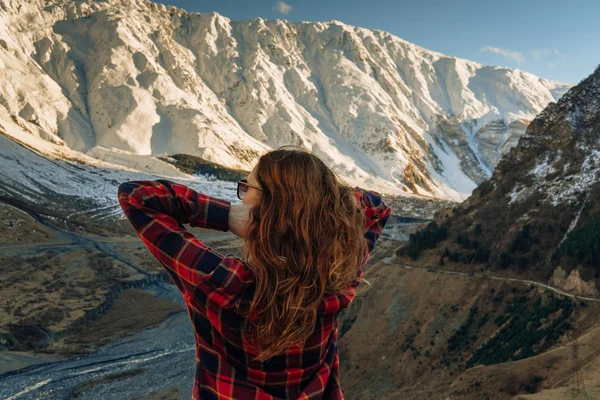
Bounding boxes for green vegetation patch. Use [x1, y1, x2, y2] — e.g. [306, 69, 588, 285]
[497, 224, 542, 270]
[447, 306, 478, 351]
[159, 154, 250, 182]
[406, 221, 448, 259]
[553, 214, 600, 266]
[466, 294, 574, 367]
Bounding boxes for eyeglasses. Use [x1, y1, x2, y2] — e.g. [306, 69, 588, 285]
[237, 179, 262, 200]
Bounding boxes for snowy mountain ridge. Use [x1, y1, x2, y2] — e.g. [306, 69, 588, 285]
[0, 0, 571, 200]
[394, 65, 600, 296]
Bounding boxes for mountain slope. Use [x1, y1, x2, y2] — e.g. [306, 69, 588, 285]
[396, 65, 600, 295]
[337, 65, 600, 400]
[0, 104, 240, 226]
[0, 0, 570, 200]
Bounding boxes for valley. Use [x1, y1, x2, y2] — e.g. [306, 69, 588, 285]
[0, 0, 598, 399]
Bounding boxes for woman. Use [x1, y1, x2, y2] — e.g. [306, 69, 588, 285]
[117, 145, 391, 400]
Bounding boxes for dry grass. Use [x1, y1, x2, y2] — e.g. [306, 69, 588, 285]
[338, 257, 600, 400]
[52, 289, 183, 356]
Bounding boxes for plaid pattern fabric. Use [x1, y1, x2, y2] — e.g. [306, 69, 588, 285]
[117, 179, 391, 400]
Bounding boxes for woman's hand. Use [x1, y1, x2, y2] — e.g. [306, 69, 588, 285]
[228, 204, 253, 238]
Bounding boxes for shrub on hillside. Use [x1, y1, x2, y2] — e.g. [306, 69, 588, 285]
[553, 214, 600, 266]
[406, 222, 449, 259]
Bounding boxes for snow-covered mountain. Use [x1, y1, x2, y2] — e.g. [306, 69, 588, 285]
[396, 65, 600, 295]
[0, 0, 571, 200]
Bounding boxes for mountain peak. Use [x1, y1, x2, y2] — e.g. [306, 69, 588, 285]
[0, 0, 572, 201]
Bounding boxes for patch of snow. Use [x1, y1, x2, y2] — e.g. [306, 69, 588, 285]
[533, 156, 552, 177]
[0, 112, 241, 209]
[557, 193, 590, 247]
[507, 186, 521, 204]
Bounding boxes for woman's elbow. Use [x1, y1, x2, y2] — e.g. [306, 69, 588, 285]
[117, 181, 137, 209]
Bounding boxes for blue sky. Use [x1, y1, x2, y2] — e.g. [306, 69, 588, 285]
[157, 0, 599, 84]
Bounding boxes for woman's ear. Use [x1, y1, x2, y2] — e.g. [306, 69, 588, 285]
[228, 204, 253, 238]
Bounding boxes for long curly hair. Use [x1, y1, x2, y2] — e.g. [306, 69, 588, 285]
[240, 145, 368, 361]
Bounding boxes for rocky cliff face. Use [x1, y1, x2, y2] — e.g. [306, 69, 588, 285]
[0, 0, 570, 200]
[398, 65, 600, 293]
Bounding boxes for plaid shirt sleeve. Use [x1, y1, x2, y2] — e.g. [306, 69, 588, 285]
[352, 186, 392, 285]
[117, 179, 251, 303]
[353, 186, 392, 253]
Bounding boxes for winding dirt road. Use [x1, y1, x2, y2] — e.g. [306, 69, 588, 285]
[383, 256, 600, 302]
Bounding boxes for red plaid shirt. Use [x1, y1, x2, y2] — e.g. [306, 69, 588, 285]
[117, 179, 391, 400]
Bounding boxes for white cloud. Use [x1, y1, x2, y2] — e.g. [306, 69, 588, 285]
[480, 46, 526, 64]
[547, 62, 555, 69]
[273, 0, 293, 15]
[530, 48, 560, 61]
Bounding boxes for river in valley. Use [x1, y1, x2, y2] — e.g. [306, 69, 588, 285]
[0, 283, 196, 400]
